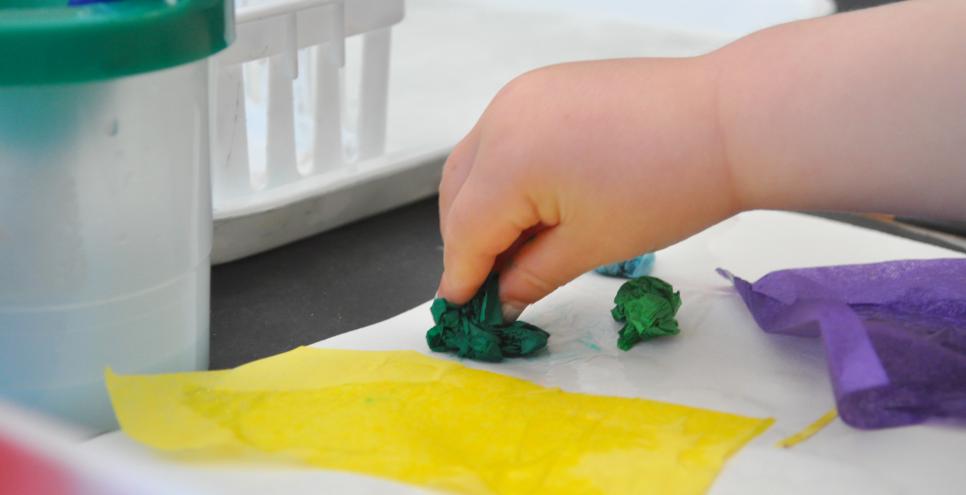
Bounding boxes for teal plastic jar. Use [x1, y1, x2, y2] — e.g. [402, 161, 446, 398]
[0, 0, 232, 433]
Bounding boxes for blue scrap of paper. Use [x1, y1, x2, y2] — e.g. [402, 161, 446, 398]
[596, 253, 655, 279]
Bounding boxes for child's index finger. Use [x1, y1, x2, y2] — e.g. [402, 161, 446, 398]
[437, 170, 540, 305]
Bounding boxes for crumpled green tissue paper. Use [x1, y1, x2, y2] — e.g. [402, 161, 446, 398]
[427, 274, 549, 362]
[611, 276, 682, 351]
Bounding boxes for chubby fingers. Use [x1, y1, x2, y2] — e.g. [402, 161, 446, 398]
[437, 158, 540, 305]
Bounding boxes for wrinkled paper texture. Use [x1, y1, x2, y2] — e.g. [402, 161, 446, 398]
[427, 275, 549, 362]
[108, 347, 771, 494]
[611, 276, 682, 351]
[724, 258, 966, 429]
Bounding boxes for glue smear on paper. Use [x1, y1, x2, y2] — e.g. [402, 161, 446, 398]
[107, 347, 771, 495]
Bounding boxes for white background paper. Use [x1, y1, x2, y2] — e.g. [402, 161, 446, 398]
[83, 211, 966, 494]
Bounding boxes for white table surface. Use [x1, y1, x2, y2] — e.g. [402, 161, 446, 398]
[83, 211, 966, 494]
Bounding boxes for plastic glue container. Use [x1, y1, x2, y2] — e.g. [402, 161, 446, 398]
[0, 0, 232, 433]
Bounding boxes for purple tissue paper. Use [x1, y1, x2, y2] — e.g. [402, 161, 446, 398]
[721, 258, 966, 429]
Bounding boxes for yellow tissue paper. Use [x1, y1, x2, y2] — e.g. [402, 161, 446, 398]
[777, 410, 838, 449]
[107, 347, 772, 495]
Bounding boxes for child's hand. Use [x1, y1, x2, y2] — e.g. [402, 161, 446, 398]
[437, 58, 737, 317]
[438, 0, 966, 317]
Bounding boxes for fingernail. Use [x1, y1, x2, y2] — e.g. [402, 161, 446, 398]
[502, 301, 526, 322]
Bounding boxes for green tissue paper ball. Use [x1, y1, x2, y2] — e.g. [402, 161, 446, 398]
[611, 276, 682, 351]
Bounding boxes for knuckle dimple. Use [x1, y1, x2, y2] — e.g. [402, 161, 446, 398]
[495, 73, 528, 101]
[492, 70, 543, 116]
[440, 148, 465, 181]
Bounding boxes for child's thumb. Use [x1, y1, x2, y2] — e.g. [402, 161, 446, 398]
[498, 227, 594, 320]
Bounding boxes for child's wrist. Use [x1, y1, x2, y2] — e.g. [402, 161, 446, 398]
[699, 52, 747, 217]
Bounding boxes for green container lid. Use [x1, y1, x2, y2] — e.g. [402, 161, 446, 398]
[0, 0, 233, 85]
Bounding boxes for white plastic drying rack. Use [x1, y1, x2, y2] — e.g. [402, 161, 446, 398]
[209, 0, 835, 264]
[209, 0, 445, 263]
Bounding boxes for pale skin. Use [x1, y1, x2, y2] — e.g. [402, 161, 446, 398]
[437, 0, 966, 319]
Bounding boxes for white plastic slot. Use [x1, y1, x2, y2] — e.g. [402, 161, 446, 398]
[212, 0, 400, 205]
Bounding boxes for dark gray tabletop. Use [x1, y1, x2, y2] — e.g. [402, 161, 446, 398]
[210, 198, 443, 369]
[836, 0, 900, 10]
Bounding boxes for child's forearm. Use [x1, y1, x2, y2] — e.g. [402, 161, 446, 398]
[713, 0, 966, 219]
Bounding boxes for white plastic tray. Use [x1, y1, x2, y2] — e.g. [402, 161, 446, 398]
[211, 0, 411, 263]
[211, 0, 833, 263]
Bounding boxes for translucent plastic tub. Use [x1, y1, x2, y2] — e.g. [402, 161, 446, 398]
[0, 0, 231, 433]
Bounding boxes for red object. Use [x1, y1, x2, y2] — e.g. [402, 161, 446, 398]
[0, 435, 74, 495]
